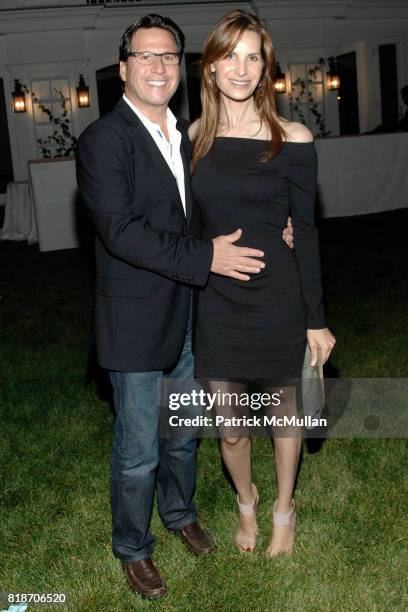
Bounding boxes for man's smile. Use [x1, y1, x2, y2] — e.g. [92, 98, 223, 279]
[146, 79, 168, 87]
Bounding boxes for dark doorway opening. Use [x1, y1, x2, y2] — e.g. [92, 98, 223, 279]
[379, 44, 399, 130]
[0, 78, 14, 193]
[96, 64, 123, 116]
[337, 51, 360, 135]
[185, 53, 202, 122]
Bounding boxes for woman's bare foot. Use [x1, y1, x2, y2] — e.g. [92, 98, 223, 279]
[236, 484, 259, 553]
[266, 499, 296, 556]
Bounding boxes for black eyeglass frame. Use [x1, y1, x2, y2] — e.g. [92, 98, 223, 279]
[125, 51, 182, 64]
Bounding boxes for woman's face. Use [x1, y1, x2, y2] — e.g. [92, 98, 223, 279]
[210, 30, 264, 101]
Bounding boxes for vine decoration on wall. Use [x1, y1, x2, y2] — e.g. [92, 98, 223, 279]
[21, 83, 77, 158]
[288, 56, 336, 138]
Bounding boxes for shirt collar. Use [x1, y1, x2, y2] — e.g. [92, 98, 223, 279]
[123, 94, 178, 132]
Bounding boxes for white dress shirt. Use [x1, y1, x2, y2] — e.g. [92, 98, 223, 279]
[123, 95, 186, 215]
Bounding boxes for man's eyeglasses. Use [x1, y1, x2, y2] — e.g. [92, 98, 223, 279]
[126, 51, 181, 65]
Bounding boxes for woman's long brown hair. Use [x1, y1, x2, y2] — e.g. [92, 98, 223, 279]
[191, 10, 287, 173]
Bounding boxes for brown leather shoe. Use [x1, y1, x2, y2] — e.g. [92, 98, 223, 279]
[122, 558, 167, 600]
[175, 521, 216, 555]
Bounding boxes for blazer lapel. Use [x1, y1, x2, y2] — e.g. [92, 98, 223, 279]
[115, 99, 185, 219]
[179, 127, 193, 229]
[143, 135, 186, 217]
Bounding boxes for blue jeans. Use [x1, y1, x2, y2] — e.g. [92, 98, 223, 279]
[109, 311, 197, 563]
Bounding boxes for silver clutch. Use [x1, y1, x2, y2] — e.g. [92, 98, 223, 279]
[301, 344, 325, 428]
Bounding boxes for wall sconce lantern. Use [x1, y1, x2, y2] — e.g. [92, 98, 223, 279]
[327, 60, 340, 91]
[76, 74, 90, 108]
[274, 63, 287, 93]
[12, 79, 27, 113]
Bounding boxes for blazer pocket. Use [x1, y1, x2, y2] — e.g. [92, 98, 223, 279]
[98, 276, 153, 298]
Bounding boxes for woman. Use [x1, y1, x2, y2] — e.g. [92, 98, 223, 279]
[189, 10, 336, 556]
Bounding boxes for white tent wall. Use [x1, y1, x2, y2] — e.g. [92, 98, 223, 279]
[0, 0, 407, 180]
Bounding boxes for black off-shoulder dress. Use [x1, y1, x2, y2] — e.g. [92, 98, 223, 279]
[191, 137, 326, 381]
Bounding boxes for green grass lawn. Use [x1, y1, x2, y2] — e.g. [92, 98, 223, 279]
[0, 211, 407, 611]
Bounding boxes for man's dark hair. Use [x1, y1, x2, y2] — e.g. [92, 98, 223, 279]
[401, 84, 408, 96]
[119, 14, 185, 62]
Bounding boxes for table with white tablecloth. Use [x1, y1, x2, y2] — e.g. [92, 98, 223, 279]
[1, 158, 79, 251]
[28, 157, 80, 252]
[314, 132, 408, 218]
[0, 181, 38, 243]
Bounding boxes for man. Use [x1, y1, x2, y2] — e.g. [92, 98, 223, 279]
[76, 14, 266, 600]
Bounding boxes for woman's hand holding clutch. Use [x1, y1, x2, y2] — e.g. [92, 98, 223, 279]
[306, 328, 336, 367]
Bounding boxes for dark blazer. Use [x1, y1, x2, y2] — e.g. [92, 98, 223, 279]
[76, 98, 213, 371]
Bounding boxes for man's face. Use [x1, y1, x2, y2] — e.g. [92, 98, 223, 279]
[119, 27, 180, 116]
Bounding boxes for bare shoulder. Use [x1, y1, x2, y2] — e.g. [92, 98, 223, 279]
[280, 120, 314, 143]
[188, 119, 200, 140]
